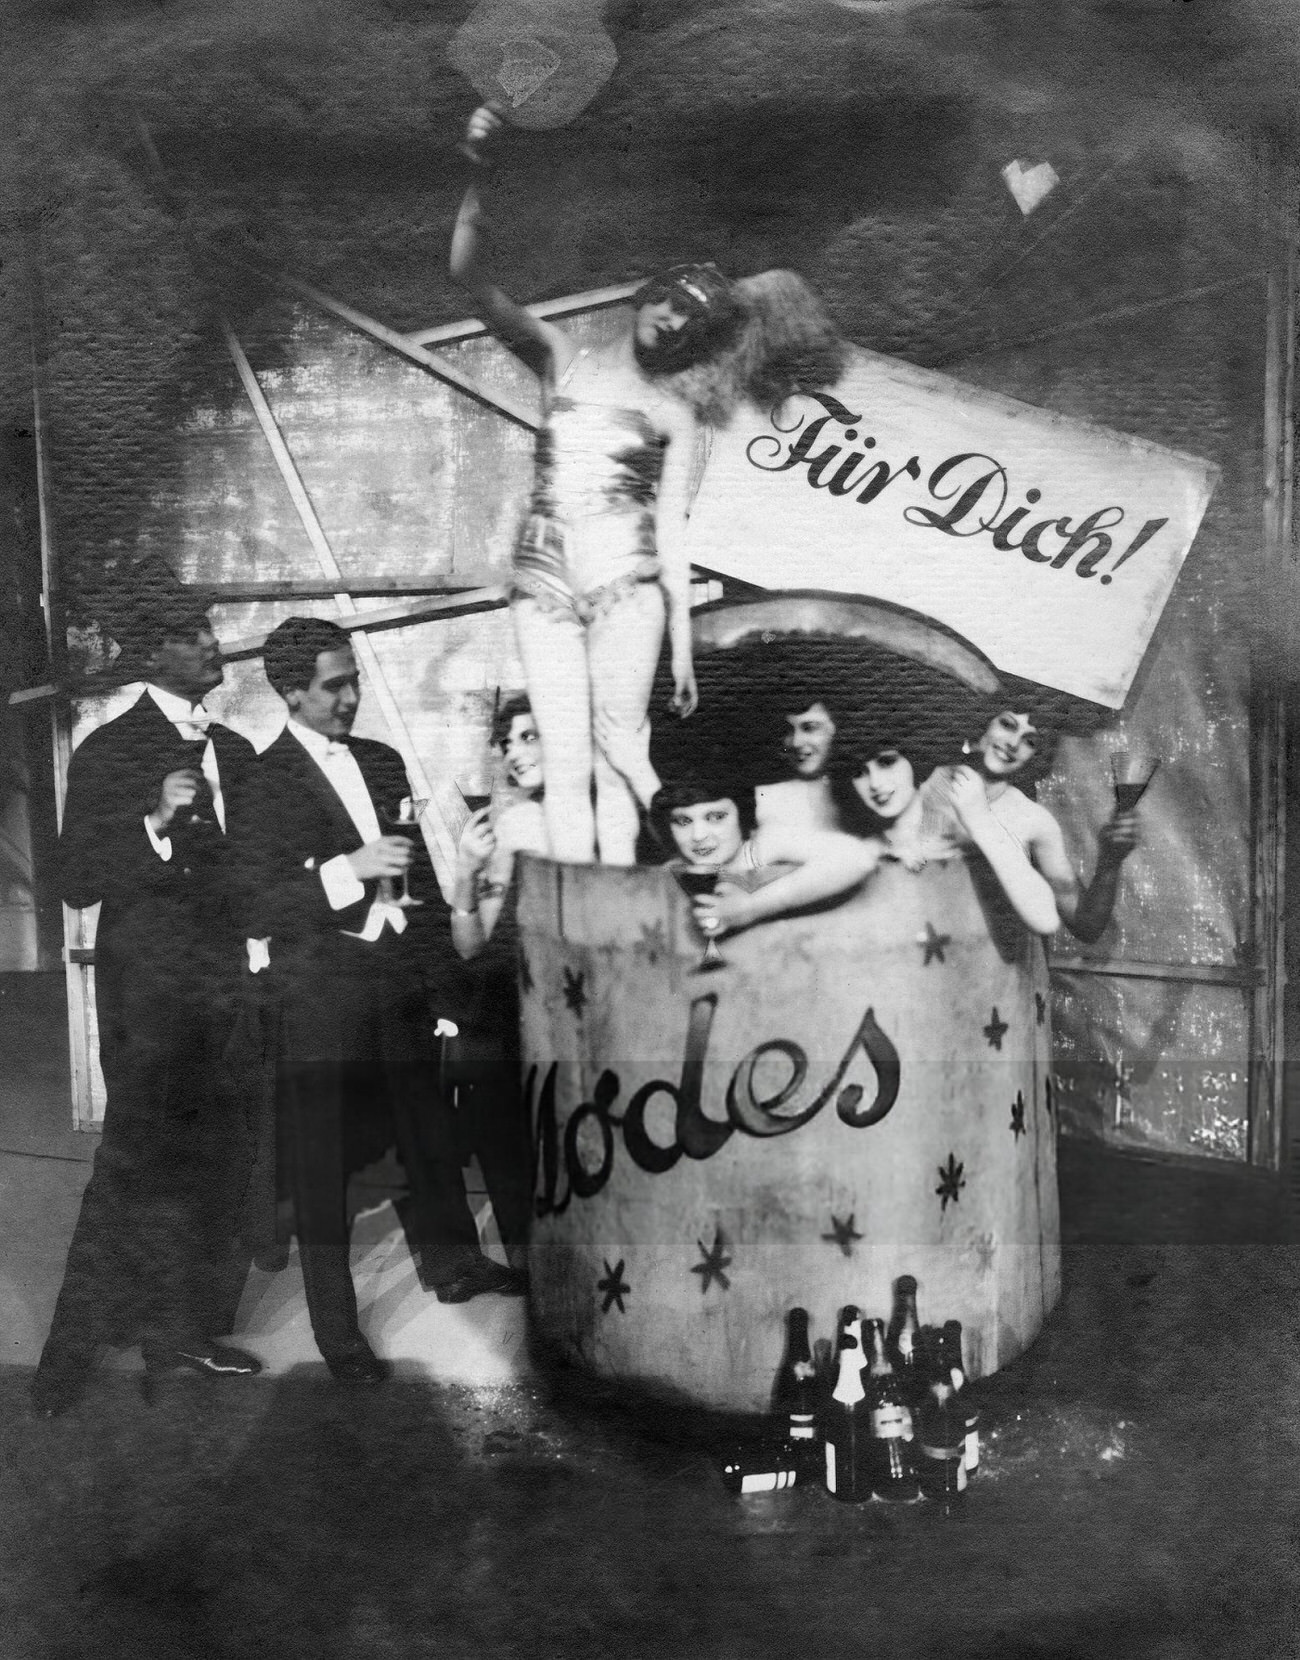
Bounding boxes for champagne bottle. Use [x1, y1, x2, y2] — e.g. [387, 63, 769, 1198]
[942, 1319, 980, 1476]
[886, 1275, 923, 1408]
[913, 1375, 968, 1511]
[818, 1305, 862, 1420]
[822, 1333, 871, 1503]
[773, 1308, 820, 1475]
[719, 1444, 801, 1495]
[865, 1318, 921, 1503]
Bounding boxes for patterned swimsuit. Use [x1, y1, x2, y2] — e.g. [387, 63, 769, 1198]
[512, 356, 667, 623]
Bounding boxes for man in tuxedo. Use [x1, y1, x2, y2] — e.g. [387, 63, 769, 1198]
[33, 588, 263, 1418]
[255, 616, 520, 1387]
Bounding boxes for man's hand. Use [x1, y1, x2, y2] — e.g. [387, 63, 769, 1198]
[1098, 809, 1140, 864]
[148, 769, 205, 834]
[346, 836, 414, 882]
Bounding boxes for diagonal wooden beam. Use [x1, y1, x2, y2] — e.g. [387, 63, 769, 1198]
[131, 110, 540, 435]
[275, 272, 540, 432]
[8, 587, 511, 708]
[405, 282, 641, 347]
[219, 586, 510, 658]
[222, 321, 463, 888]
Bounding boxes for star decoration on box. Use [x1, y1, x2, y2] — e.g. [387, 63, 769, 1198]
[983, 1007, 1009, 1050]
[518, 952, 533, 995]
[639, 919, 667, 962]
[919, 922, 951, 965]
[821, 1213, 864, 1258]
[691, 1228, 732, 1293]
[936, 1153, 966, 1212]
[1010, 1090, 1026, 1139]
[1035, 992, 1047, 1026]
[562, 967, 587, 1017]
[597, 1258, 630, 1314]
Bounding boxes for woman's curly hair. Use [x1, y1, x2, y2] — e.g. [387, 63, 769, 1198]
[662, 269, 849, 428]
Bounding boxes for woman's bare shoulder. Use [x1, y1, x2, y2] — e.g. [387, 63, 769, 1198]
[994, 787, 1062, 841]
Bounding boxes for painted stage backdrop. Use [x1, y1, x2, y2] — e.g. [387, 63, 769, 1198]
[58, 295, 1257, 1164]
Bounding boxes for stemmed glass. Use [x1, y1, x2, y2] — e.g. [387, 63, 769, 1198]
[1110, 756, 1160, 812]
[674, 864, 726, 972]
[380, 797, 429, 908]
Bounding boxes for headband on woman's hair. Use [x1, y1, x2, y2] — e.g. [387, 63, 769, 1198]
[634, 262, 737, 319]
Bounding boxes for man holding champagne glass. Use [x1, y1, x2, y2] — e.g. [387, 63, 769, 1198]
[253, 617, 520, 1387]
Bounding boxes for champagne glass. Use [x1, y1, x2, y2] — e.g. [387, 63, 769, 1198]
[674, 864, 726, 972]
[1110, 755, 1160, 812]
[456, 780, 493, 815]
[380, 797, 428, 908]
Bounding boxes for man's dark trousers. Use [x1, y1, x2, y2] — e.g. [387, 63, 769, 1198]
[256, 728, 482, 1363]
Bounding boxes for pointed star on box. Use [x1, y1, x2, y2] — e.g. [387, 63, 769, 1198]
[639, 919, 667, 961]
[597, 1258, 630, 1314]
[562, 966, 587, 1017]
[918, 922, 951, 965]
[936, 1152, 966, 1212]
[983, 1007, 1009, 1050]
[691, 1228, 732, 1293]
[1010, 1090, 1027, 1139]
[821, 1213, 864, 1258]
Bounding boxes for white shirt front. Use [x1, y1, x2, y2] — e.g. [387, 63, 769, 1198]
[143, 685, 269, 972]
[144, 684, 226, 843]
[284, 718, 406, 940]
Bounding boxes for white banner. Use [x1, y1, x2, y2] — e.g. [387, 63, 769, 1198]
[685, 346, 1220, 707]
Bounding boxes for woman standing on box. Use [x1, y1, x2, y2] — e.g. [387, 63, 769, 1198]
[450, 107, 849, 865]
[450, 105, 747, 865]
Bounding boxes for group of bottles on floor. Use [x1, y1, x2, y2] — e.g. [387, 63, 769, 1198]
[720, 1278, 980, 1512]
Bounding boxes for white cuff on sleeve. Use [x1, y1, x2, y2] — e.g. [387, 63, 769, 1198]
[320, 853, 366, 911]
[246, 938, 271, 974]
[143, 816, 173, 862]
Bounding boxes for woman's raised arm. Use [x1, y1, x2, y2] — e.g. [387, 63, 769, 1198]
[449, 106, 573, 383]
[699, 827, 882, 936]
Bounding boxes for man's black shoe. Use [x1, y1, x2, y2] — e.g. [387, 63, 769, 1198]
[325, 1344, 391, 1386]
[433, 1255, 527, 1304]
[142, 1341, 263, 1379]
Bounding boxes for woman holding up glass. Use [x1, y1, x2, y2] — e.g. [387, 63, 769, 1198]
[924, 708, 1141, 943]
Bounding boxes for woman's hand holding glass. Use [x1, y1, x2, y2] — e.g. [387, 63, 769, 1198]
[690, 878, 753, 941]
[456, 805, 496, 874]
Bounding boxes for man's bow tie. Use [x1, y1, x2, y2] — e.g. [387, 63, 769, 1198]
[175, 712, 213, 743]
[324, 739, 351, 757]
